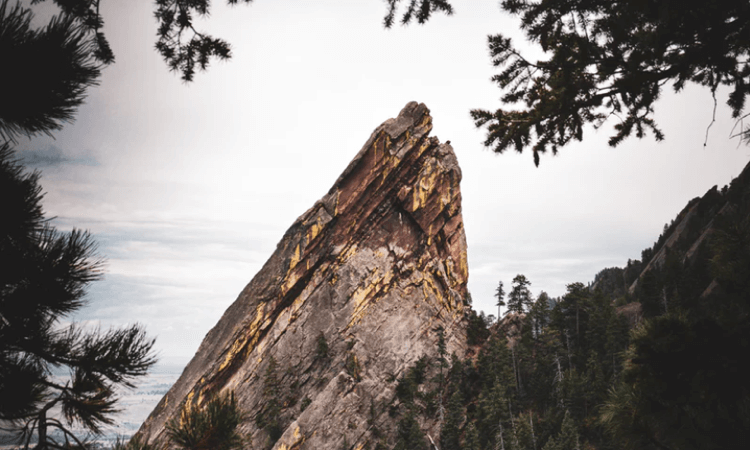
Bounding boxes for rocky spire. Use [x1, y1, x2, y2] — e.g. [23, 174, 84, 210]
[135, 102, 470, 449]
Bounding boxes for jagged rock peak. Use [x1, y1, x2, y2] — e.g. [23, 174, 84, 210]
[136, 102, 470, 449]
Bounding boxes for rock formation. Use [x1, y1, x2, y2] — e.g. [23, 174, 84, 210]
[626, 159, 750, 296]
[135, 102, 470, 449]
[590, 157, 750, 313]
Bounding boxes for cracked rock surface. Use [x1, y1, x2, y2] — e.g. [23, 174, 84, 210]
[135, 102, 470, 449]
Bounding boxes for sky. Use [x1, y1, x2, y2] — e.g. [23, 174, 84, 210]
[15, 0, 750, 366]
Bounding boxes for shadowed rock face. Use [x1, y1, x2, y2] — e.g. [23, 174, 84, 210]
[135, 102, 469, 449]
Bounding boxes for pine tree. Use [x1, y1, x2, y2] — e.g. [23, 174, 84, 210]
[394, 410, 428, 450]
[476, 383, 508, 450]
[495, 280, 506, 318]
[530, 291, 550, 338]
[469, 0, 750, 165]
[542, 411, 580, 450]
[507, 275, 532, 315]
[440, 390, 464, 450]
[0, 0, 103, 143]
[0, 145, 157, 449]
[166, 391, 246, 450]
[464, 422, 480, 450]
[257, 356, 283, 443]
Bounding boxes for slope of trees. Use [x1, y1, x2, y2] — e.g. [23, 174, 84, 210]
[389, 282, 630, 450]
[393, 169, 750, 449]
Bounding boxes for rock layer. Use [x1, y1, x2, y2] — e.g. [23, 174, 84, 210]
[135, 102, 470, 449]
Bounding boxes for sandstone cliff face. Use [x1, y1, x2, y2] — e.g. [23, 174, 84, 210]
[136, 102, 469, 449]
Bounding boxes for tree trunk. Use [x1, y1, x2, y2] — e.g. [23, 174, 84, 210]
[35, 408, 47, 450]
[496, 420, 505, 450]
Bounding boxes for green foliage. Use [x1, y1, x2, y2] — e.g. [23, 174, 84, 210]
[507, 275, 532, 314]
[0, 146, 157, 449]
[396, 356, 429, 403]
[0, 0, 102, 142]
[602, 314, 750, 449]
[710, 211, 750, 311]
[300, 396, 312, 412]
[635, 270, 663, 319]
[315, 332, 329, 361]
[440, 390, 463, 450]
[476, 334, 514, 395]
[256, 356, 283, 444]
[434, 175, 750, 449]
[529, 291, 550, 338]
[463, 422, 480, 450]
[476, 382, 509, 450]
[495, 280, 506, 316]
[469, 0, 750, 165]
[542, 411, 579, 450]
[393, 410, 428, 450]
[595, 171, 750, 450]
[465, 309, 492, 346]
[166, 392, 245, 450]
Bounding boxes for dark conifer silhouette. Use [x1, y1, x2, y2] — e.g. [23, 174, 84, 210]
[507, 274, 532, 314]
[495, 280, 506, 318]
[0, 145, 157, 449]
[469, 0, 750, 165]
[0, 0, 102, 142]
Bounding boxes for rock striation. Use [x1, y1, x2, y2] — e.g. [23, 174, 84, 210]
[135, 102, 470, 449]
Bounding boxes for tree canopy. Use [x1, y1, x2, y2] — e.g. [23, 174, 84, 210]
[507, 274, 532, 314]
[470, 0, 750, 165]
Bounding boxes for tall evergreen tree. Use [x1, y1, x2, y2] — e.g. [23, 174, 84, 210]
[440, 390, 464, 450]
[507, 275, 532, 315]
[257, 356, 282, 443]
[542, 411, 580, 450]
[477, 382, 509, 450]
[495, 280, 506, 318]
[394, 410, 428, 450]
[464, 422, 480, 450]
[530, 291, 550, 338]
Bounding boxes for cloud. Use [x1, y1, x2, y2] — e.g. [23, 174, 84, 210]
[65, 218, 276, 364]
[17, 143, 98, 168]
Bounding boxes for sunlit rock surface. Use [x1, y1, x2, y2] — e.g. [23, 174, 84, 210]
[135, 102, 470, 449]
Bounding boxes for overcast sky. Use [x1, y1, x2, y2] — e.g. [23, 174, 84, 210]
[16, 0, 750, 365]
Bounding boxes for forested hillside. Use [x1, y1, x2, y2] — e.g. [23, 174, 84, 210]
[391, 161, 750, 450]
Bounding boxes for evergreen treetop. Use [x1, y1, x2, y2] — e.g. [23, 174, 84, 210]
[507, 274, 532, 315]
